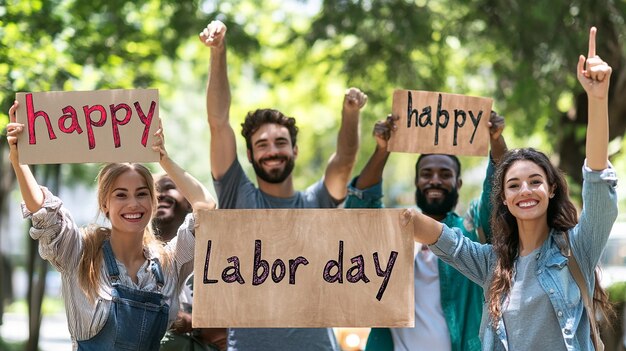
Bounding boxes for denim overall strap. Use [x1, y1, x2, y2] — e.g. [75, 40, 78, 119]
[149, 257, 165, 292]
[102, 239, 121, 281]
[77, 240, 170, 351]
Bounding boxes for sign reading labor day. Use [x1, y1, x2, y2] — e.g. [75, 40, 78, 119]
[15, 89, 160, 164]
[192, 208, 414, 328]
[388, 89, 493, 156]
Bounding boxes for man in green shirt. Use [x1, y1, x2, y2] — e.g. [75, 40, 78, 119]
[345, 112, 506, 351]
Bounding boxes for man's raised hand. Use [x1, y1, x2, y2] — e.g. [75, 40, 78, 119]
[199, 20, 227, 49]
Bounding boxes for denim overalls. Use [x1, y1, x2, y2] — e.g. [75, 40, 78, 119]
[77, 240, 170, 350]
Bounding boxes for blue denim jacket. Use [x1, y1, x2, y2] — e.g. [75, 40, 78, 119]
[430, 164, 618, 351]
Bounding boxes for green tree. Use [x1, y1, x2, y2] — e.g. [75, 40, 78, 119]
[305, 0, 626, 192]
[0, 1, 256, 348]
[4, 1, 623, 348]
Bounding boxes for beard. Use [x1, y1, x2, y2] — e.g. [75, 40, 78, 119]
[252, 154, 295, 184]
[415, 186, 459, 217]
[153, 205, 186, 229]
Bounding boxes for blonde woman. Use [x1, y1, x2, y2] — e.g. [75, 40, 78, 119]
[6, 101, 215, 350]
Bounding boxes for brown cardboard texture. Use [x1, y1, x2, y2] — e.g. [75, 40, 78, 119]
[192, 208, 414, 328]
[15, 89, 159, 164]
[389, 89, 492, 156]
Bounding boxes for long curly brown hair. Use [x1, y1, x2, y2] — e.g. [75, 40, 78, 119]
[488, 148, 612, 326]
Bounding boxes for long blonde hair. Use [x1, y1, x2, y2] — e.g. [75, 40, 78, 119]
[78, 163, 171, 303]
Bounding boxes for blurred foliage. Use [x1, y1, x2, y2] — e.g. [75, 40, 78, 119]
[5, 296, 64, 315]
[608, 281, 626, 303]
[0, 339, 25, 351]
[2, 1, 625, 348]
[0, 0, 256, 185]
[305, 0, 626, 201]
[309, 0, 626, 135]
[1, 0, 625, 208]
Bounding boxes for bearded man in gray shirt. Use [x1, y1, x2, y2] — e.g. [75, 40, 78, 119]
[199, 20, 367, 351]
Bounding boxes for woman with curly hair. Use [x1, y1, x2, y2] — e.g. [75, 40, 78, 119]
[402, 27, 616, 350]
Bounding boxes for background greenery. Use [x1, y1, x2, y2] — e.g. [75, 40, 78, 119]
[2, 0, 625, 206]
[1, 0, 625, 349]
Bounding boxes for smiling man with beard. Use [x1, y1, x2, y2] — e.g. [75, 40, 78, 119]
[199, 20, 367, 351]
[345, 112, 506, 351]
[414, 154, 462, 220]
[153, 174, 192, 242]
[154, 174, 228, 351]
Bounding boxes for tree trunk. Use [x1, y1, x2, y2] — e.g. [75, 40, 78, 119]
[0, 138, 16, 327]
[25, 164, 61, 351]
[25, 232, 45, 351]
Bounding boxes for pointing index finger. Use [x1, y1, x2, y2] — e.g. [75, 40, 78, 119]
[588, 26, 597, 58]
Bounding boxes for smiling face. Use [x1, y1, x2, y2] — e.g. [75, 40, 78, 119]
[154, 175, 191, 224]
[103, 169, 154, 236]
[503, 159, 554, 224]
[248, 123, 297, 184]
[415, 155, 461, 219]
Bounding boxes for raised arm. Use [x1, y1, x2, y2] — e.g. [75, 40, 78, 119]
[199, 20, 236, 180]
[577, 26, 611, 170]
[472, 111, 507, 242]
[153, 122, 216, 210]
[324, 87, 367, 200]
[7, 101, 44, 213]
[401, 208, 443, 245]
[353, 115, 394, 189]
[487, 110, 507, 164]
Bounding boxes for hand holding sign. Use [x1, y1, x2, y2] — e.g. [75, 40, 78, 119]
[6, 101, 24, 164]
[371, 114, 398, 150]
[488, 111, 505, 141]
[151, 119, 168, 161]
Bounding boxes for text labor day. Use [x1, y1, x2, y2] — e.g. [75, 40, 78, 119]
[202, 240, 399, 301]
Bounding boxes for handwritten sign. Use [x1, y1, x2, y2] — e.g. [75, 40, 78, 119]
[388, 89, 492, 156]
[192, 208, 414, 328]
[15, 89, 159, 164]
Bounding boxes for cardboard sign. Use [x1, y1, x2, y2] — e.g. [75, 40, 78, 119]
[192, 208, 414, 328]
[388, 89, 492, 156]
[15, 89, 159, 164]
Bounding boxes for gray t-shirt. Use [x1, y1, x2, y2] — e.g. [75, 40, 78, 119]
[214, 159, 338, 210]
[214, 160, 340, 351]
[503, 248, 567, 351]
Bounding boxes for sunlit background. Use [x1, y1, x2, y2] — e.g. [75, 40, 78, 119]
[1, 0, 626, 350]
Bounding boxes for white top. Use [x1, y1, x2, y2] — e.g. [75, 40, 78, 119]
[23, 188, 196, 349]
[391, 243, 451, 351]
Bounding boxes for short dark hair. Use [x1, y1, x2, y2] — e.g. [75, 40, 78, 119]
[415, 154, 462, 180]
[241, 109, 298, 151]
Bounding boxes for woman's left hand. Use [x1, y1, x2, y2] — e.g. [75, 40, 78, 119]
[152, 119, 168, 160]
[6, 101, 25, 163]
[577, 27, 612, 100]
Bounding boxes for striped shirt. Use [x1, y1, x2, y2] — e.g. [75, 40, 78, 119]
[22, 187, 196, 349]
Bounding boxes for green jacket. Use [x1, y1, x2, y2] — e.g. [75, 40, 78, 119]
[344, 160, 494, 351]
